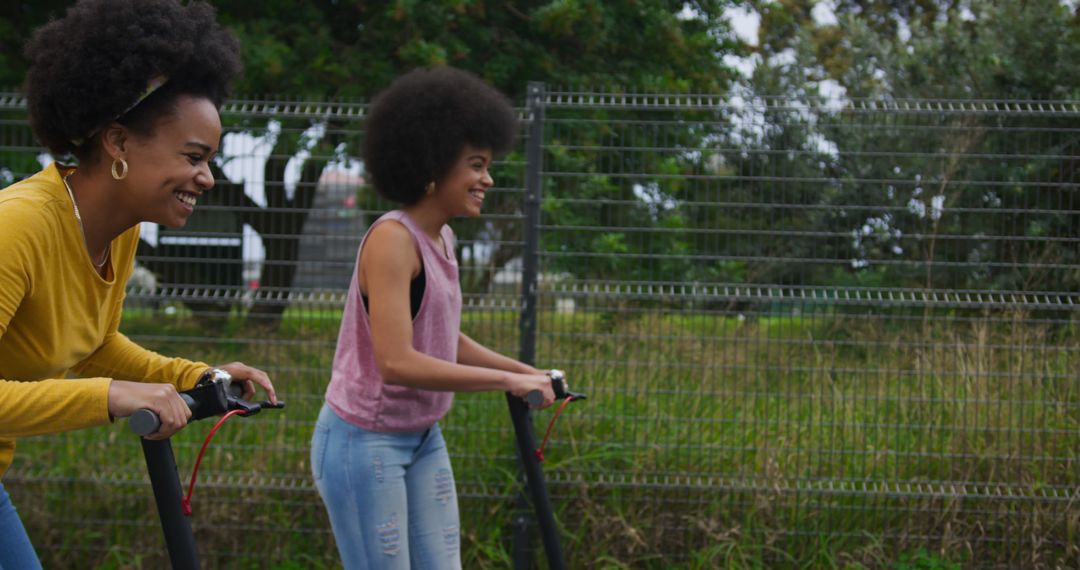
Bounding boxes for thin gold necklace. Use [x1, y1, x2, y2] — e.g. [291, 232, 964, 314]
[62, 172, 111, 269]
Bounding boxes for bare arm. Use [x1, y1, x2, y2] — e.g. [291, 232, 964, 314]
[457, 332, 540, 375]
[362, 222, 554, 406]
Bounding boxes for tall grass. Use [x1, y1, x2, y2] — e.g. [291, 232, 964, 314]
[6, 303, 1079, 568]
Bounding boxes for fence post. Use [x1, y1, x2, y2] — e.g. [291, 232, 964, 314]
[508, 81, 565, 570]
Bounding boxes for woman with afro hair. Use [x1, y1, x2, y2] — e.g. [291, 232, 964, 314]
[311, 67, 559, 568]
[0, 1, 277, 565]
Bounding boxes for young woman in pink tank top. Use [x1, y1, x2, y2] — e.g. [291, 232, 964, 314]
[312, 67, 559, 569]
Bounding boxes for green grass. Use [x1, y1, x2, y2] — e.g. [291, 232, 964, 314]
[6, 303, 1079, 568]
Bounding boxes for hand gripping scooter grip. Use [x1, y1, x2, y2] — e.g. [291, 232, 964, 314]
[129, 374, 245, 436]
[525, 369, 587, 408]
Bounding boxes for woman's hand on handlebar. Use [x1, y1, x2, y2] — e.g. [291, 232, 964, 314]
[108, 381, 191, 440]
[507, 373, 556, 409]
[215, 361, 278, 405]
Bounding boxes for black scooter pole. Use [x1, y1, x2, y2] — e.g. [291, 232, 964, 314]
[134, 387, 218, 570]
[141, 438, 199, 570]
[504, 393, 566, 570]
[131, 371, 282, 570]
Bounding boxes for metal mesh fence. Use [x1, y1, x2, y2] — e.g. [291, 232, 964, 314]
[1, 88, 1079, 568]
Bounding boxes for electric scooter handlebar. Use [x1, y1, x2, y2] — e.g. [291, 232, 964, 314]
[525, 369, 586, 408]
[129, 369, 284, 436]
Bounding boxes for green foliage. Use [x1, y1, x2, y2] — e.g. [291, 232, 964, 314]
[0, 1, 68, 87]
[218, 0, 738, 100]
[890, 549, 961, 570]
[52, 0, 736, 304]
[1, 2, 738, 98]
[740, 0, 1080, 292]
[759, 0, 1080, 100]
[14, 306, 1080, 567]
[5, 2, 1080, 296]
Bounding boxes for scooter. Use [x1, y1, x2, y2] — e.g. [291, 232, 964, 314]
[510, 369, 586, 569]
[133, 369, 575, 569]
[129, 370, 284, 570]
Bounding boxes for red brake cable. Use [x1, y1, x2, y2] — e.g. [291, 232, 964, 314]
[534, 396, 575, 463]
[181, 409, 247, 516]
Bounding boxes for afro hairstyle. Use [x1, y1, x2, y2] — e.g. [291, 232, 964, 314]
[23, 0, 241, 159]
[361, 66, 518, 205]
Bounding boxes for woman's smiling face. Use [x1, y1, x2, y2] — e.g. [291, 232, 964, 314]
[433, 145, 494, 218]
[120, 95, 221, 228]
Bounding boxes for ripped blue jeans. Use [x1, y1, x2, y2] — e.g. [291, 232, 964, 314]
[311, 403, 461, 569]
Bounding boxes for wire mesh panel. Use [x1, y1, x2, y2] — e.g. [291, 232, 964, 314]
[1, 89, 1079, 568]
[531, 91, 1080, 568]
[0, 92, 531, 568]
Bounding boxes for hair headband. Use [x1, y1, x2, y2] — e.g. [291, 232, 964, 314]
[70, 75, 169, 147]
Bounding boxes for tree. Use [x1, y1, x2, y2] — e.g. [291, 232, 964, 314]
[210, 1, 740, 100]
[748, 0, 1080, 291]
[211, 0, 745, 303]
[0, 1, 744, 326]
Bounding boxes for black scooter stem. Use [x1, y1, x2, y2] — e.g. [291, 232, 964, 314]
[141, 437, 200, 570]
[504, 393, 567, 569]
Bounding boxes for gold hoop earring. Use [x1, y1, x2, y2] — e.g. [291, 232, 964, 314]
[111, 158, 129, 180]
[425, 182, 436, 195]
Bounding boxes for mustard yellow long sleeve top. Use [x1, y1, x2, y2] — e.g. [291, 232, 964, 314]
[0, 163, 208, 477]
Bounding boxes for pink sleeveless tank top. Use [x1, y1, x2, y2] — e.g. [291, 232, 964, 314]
[325, 210, 460, 432]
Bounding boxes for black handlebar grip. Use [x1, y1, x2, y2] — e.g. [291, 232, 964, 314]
[525, 390, 544, 408]
[128, 393, 197, 436]
[522, 370, 586, 408]
[129, 409, 161, 436]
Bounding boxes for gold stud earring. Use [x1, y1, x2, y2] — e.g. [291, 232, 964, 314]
[111, 158, 129, 180]
[425, 182, 436, 195]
